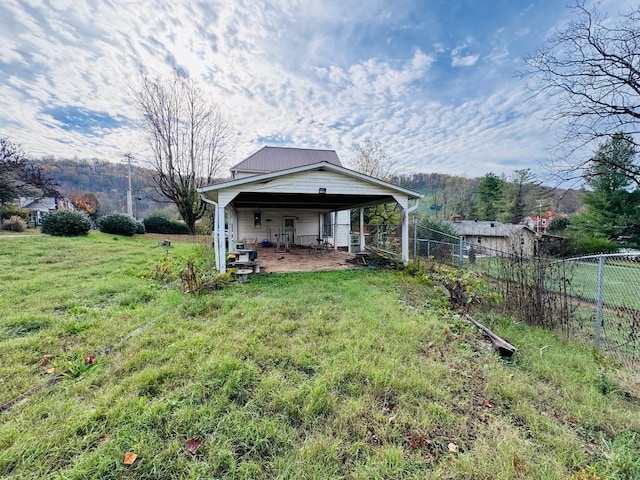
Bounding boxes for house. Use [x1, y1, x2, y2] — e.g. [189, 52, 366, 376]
[523, 210, 567, 233]
[198, 146, 422, 273]
[447, 219, 537, 257]
[18, 197, 75, 227]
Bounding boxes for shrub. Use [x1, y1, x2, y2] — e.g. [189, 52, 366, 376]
[1, 215, 28, 232]
[564, 233, 618, 256]
[135, 221, 146, 234]
[0, 205, 29, 221]
[97, 213, 138, 236]
[41, 210, 92, 237]
[143, 215, 190, 234]
[194, 223, 211, 235]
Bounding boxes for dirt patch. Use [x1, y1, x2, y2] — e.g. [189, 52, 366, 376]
[247, 245, 364, 273]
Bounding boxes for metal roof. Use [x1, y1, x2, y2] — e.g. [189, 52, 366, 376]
[448, 220, 532, 237]
[230, 146, 342, 175]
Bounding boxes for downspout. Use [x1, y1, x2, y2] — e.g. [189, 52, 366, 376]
[402, 200, 420, 265]
[200, 195, 225, 273]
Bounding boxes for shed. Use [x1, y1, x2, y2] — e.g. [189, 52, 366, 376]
[448, 220, 537, 257]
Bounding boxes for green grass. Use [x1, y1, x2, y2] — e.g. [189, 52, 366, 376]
[1, 232, 639, 479]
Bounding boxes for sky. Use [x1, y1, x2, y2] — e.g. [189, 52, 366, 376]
[0, 0, 635, 181]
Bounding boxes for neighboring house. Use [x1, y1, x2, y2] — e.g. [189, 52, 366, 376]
[447, 219, 537, 257]
[18, 197, 75, 227]
[198, 146, 422, 273]
[523, 210, 567, 233]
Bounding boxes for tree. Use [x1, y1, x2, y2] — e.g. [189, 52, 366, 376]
[0, 137, 58, 204]
[503, 169, 547, 224]
[132, 71, 233, 234]
[476, 173, 505, 220]
[580, 133, 640, 244]
[522, 2, 640, 186]
[350, 139, 394, 180]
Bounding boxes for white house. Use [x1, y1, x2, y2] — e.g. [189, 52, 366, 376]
[198, 147, 422, 273]
[18, 197, 75, 227]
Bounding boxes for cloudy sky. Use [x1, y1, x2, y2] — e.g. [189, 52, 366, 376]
[0, 0, 634, 180]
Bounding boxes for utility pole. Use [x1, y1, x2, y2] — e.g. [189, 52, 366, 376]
[124, 152, 133, 217]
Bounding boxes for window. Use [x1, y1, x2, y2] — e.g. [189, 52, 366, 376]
[520, 235, 525, 245]
[253, 212, 261, 228]
[322, 212, 333, 237]
[477, 237, 482, 244]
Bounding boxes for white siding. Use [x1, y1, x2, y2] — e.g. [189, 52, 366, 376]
[218, 170, 399, 206]
[233, 207, 351, 248]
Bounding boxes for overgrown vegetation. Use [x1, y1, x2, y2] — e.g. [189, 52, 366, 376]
[40, 210, 92, 236]
[0, 215, 27, 232]
[0, 233, 639, 479]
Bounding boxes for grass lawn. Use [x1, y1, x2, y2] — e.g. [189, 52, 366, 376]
[1, 232, 639, 479]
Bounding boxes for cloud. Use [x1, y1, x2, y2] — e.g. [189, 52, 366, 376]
[451, 53, 480, 68]
[0, 0, 625, 182]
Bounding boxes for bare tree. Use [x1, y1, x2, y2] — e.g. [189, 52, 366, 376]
[132, 71, 233, 233]
[0, 137, 58, 204]
[350, 139, 395, 180]
[521, 2, 640, 186]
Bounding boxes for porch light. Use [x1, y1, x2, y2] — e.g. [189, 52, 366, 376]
[318, 188, 327, 194]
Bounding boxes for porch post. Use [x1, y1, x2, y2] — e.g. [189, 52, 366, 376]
[401, 207, 409, 265]
[359, 208, 365, 253]
[216, 205, 226, 273]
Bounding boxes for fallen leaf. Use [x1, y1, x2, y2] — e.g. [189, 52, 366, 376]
[187, 437, 202, 454]
[123, 452, 138, 465]
[37, 355, 52, 367]
[85, 355, 96, 365]
[46, 367, 55, 374]
[508, 373, 514, 381]
[481, 397, 494, 408]
[388, 415, 396, 424]
[127, 352, 134, 357]
[448, 442, 458, 453]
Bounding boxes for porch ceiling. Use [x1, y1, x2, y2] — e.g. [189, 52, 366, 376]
[230, 192, 394, 211]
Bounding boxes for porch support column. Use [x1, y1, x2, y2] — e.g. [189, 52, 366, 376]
[359, 208, 365, 253]
[215, 204, 226, 273]
[401, 206, 409, 265]
[401, 199, 419, 265]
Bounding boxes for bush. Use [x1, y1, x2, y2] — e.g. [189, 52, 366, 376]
[1, 215, 27, 232]
[41, 210, 92, 236]
[565, 233, 619, 256]
[97, 213, 138, 236]
[143, 215, 190, 234]
[194, 223, 211, 235]
[135, 221, 146, 235]
[0, 205, 29, 221]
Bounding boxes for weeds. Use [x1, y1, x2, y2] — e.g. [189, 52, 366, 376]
[0, 233, 639, 479]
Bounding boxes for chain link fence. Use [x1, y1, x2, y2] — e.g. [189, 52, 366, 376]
[410, 225, 640, 367]
[554, 253, 640, 366]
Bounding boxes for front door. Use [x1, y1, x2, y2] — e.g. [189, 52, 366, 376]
[283, 217, 296, 245]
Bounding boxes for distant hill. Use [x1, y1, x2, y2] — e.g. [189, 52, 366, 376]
[30, 157, 582, 222]
[391, 172, 583, 221]
[31, 158, 168, 219]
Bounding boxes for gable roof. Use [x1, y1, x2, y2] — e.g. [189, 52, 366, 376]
[230, 146, 342, 176]
[199, 161, 422, 210]
[448, 220, 535, 237]
[18, 197, 57, 211]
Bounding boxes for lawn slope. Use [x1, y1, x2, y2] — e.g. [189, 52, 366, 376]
[0, 233, 638, 479]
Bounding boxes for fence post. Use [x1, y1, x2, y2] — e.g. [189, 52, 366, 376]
[595, 255, 605, 352]
[458, 236, 464, 266]
[413, 221, 417, 263]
